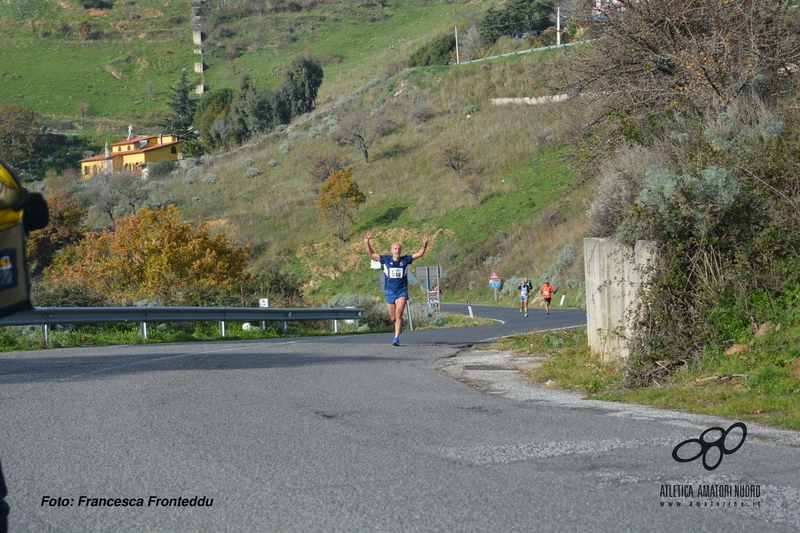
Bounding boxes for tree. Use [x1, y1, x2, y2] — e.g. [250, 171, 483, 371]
[463, 172, 484, 203]
[505, 0, 552, 33]
[111, 171, 150, 214]
[277, 56, 324, 118]
[227, 74, 282, 143]
[244, 264, 304, 308]
[438, 141, 471, 181]
[0, 104, 39, 167]
[316, 167, 366, 243]
[460, 23, 484, 62]
[563, 0, 800, 164]
[308, 152, 350, 187]
[80, 173, 122, 227]
[330, 111, 395, 163]
[76, 20, 92, 40]
[26, 190, 88, 276]
[159, 70, 198, 138]
[479, 7, 505, 45]
[194, 88, 235, 151]
[46, 205, 250, 305]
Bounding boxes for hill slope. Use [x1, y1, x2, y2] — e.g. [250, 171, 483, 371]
[2, 0, 589, 307]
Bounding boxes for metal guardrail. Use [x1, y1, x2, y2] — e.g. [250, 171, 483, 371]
[0, 306, 364, 344]
[454, 39, 595, 66]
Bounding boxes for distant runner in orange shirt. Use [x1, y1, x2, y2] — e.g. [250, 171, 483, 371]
[540, 281, 554, 314]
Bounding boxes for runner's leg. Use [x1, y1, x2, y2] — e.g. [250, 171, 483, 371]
[393, 296, 407, 338]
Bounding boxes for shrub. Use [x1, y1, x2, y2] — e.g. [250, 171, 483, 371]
[32, 283, 110, 307]
[147, 160, 174, 179]
[327, 293, 392, 331]
[202, 174, 218, 184]
[409, 103, 435, 124]
[244, 167, 262, 178]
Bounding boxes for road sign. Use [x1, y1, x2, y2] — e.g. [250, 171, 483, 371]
[489, 272, 501, 302]
[417, 265, 443, 280]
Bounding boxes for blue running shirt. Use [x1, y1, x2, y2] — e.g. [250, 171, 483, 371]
[380, 254, 414, 293]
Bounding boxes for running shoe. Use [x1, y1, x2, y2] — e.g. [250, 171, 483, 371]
[525, 313, 528, 317]
[392, 337, 400, 346]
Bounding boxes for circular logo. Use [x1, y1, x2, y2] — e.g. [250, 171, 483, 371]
[672, 422, 747, 471]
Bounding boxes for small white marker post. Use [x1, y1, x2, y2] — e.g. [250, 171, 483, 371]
[560, 294, 566, 307]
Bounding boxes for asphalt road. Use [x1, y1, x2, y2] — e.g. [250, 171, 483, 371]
[1, 305, 799, 532]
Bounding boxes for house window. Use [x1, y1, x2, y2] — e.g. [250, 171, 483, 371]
[84, 166, 90, 175]
[171, 147, 177, 154]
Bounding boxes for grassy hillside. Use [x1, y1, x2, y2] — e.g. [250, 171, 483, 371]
[2, 0, 588, 307]
[147, 52, 588, 306]
[0, 0, 487, 128]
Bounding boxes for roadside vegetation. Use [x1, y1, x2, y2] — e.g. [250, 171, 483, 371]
[0, 310, 494, 353]
[491, 325, 800, 432]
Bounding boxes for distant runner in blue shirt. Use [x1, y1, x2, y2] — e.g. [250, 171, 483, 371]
[364, 231, 429, 346]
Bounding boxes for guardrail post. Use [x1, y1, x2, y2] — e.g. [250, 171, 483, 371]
[140, 322, 148, 340]
[333, 320, 338, 333]
[41, 324, 48, 346]
[219, 321, 226, 337]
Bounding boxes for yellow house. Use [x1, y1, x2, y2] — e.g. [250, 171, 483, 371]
[80, 133, 182, 179]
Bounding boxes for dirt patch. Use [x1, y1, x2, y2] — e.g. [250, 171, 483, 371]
[792, 359, 800, 380]
[440, 348, 547, 389]
[297, 228, 454, 285]
[105, 65, 123, 79]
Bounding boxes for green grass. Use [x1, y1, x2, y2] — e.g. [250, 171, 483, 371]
[0, 310, 491, 351]
[490, 326, 800, 431]
[0, 0, 463, 125]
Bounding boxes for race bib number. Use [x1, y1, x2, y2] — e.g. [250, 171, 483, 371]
[388, 268, 403, 279]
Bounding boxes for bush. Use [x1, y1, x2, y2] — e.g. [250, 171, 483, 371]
[202, 174, 218, 184]
[327, 294, 391, 331]
[244, 167, 262, 178]
[246, 266, 304, 307]
[147, 160, 174, 179]
[32, 283, 110, 307]
[408, 33, 455, 67]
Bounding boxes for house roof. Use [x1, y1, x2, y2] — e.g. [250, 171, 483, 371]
[79, 153, 107, 163]
[80, 139, 182, 163]
[112, 135, 159, 146]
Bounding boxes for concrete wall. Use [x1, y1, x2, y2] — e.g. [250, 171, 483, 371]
[584, 238, 655, 362]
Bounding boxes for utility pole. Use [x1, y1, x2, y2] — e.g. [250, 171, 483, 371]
[455, 27, 459, 64]
[556, 6, 561, 46]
